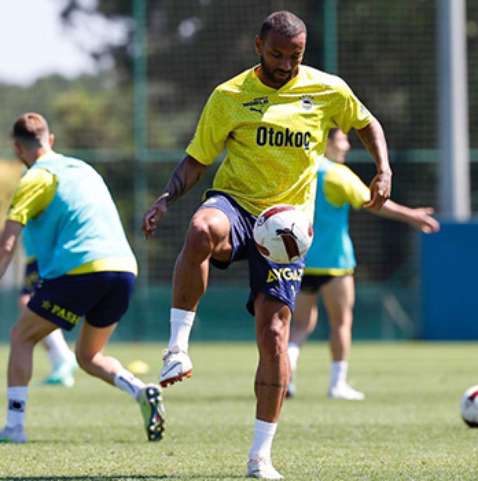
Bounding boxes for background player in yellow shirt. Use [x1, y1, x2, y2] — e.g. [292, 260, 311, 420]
[143, 11, 392, 479]
[287, 129, 439, 402]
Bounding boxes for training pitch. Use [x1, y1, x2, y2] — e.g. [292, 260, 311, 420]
[0, 341, 477, 480]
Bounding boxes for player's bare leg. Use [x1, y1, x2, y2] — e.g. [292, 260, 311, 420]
[247, 293, 290, 479]
[76, 322, 165, 441]
[160, 208, 231, 387]
[287, 292, 318, 397]
[1, 309, 57, 443]
[321, 275, 364, 400]
[18, 294, 77, 387]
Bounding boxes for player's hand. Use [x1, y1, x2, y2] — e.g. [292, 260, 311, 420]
[364, 171, 392, 210]
[142, 194, 169, 238]
[411, 207, 440, 233]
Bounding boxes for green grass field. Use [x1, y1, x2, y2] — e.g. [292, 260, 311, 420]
[0, 341, 477, 481]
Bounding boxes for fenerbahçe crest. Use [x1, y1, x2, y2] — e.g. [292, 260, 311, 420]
[266, 267, 304, 283]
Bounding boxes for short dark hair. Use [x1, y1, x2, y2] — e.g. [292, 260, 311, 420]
[259, 11, 307, 39]
[12, 112, 50, 147]
[328, 128, 340, 140]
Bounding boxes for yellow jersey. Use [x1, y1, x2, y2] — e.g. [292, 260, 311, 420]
[186, 65, 372, 218]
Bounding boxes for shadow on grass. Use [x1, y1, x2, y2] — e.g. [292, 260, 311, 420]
[0, 476, 248, 480]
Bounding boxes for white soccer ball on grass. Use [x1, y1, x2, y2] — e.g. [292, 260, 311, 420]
[253, 204, 313, 264]
[461, 385, 478, 427]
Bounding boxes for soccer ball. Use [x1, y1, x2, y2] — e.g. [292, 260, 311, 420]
[253, 204, 313, 264]
[461, 385, 478, 427]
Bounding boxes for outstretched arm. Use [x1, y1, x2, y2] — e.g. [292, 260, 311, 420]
[366, 200, 440, 233]
[0, 220, 23, 278]
[356, 118, 392, 210]
[142, 155, 208, 237]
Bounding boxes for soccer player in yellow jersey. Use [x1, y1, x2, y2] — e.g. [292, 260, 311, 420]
[143, 11, 392, 479]
[286, 129, 439, 402]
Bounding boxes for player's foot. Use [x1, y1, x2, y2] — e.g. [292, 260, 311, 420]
[328, 382, 365, 401]
[137, 384, 165, 442]
[159, 347, 192, 388]
[0, 425, 27, 444]
[286, 381, 296, 399]
[247, 458, 283, 480]
[42, 356, 78, 387]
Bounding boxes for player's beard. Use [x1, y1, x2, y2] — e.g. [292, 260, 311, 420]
[259, 56, 292, 87]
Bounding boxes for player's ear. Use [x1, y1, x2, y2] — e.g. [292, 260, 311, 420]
[49, 133, 55, 147]
[255, 35, 263, 56]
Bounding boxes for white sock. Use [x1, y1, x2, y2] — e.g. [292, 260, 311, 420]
[6, 387, 28, 428]
[44, 329, 74, 367]
[168, 308, 195, 352]
[330, 360, 348, 388]
[287, 342, 301, 373]
[249, 419, 278, 461]
[114, 370, 145, 400]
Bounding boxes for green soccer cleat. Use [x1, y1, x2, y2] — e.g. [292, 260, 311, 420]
[42, 357, 78, 387]
[137, 384, 165, 441]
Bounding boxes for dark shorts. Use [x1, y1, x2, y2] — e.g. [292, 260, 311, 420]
[200, 192, 304, 315]
[300, 274, 339, 293]
[20, 259, 40, 296]
[27, 271, 136, 331]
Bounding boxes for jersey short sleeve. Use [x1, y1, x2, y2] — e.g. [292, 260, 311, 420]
[323, 163, 371, 209]
[331, 80, 373, 133]
[186, 89, 233, 165]
[7, 168, 57, 225]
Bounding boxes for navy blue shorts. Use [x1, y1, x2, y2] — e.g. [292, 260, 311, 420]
[27, 271, 136, 331]
[20, 259, 40, 296]
[300, 274, 336, 293]
[200, 192, 304, 315]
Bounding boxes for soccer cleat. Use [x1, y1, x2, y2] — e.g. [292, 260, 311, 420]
[42, 357, 78, 387]
[137, 384, 165, 442]
[159, 347, 193, 388]
[0, 425, 27, 444]
[247, 458, 284, 480]
[328, 382, 365, 401]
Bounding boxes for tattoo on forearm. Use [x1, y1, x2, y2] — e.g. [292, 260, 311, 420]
[163, 157, 204, 204]
[166, 170, 187, 203]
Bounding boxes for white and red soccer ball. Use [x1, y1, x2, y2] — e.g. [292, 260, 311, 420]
[253, 204, 313, 264]
[461, 385, 478, 427]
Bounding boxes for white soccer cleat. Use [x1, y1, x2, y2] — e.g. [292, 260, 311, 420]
[0, 425, 27, 444]
[159, 347, 193, 388]
[328, 383, 365, 401]
[247, 458, 284, 480]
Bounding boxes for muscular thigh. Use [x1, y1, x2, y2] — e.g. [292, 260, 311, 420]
[191, 206, 232, 263]
[321, 275, 355, 321]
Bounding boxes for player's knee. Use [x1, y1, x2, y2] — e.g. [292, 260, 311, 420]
[258, 320, 288, 359]
[75, 349, 95, 373]
[185, 218, 216, 256]
[10, 325, 37, 347]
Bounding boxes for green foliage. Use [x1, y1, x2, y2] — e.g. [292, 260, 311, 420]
[0, 342, 478, 480]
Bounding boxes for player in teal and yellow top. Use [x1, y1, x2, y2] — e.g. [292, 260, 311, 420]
[287, 129, 439, 402]
[143, 11, 392, 479]
[0, 113, 164, 444]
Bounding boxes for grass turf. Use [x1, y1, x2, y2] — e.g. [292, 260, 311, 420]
[0, 341, 477, 480]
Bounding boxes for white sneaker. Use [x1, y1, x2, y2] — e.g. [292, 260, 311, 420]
[247, 458, 283, 480]
[0, 425, 27, 444]
[328, 383, 365, 400]
[159, 347, 193, 388]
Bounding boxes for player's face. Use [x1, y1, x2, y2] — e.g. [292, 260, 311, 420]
[255, 31, 306, 88]
[326, 131, 350, 164]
